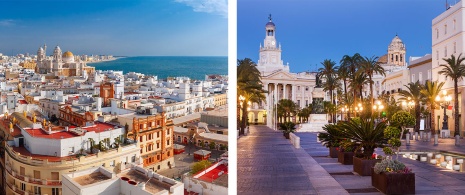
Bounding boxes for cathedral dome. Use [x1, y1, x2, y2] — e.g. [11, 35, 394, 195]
[388, 35, 405, 51]
[63, 51, 74, 58]
[62, 51, 74, 63]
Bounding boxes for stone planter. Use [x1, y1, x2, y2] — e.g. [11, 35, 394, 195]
[283, 132, 290, 139]
[338, 151, 354, 165]
[353, 156, 380, 176]
[372, 169, 415, 194]
[329, 147, 338, 158]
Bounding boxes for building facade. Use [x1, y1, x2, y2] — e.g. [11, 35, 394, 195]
[36, 45, 95, 77]
[431, 2, 465, 134]
[130, 113, 175, 171]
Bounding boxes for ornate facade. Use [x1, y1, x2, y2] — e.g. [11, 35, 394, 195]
[130, 113, 175, 171]
[36, 44, 95, 77]
[251, 16, 321, 126]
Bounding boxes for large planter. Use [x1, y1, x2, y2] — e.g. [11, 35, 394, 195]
[329, 147, 338, 158]
[338, 151, 354, 165]
[353, 156, 380, 176]
[283, 132, 290, 139]
[372, 169, 415, 194]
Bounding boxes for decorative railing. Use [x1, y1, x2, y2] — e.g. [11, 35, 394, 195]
[6, 164, 62, 186]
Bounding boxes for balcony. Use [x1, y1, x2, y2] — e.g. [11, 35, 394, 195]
[5, 163, 62, 187]
[6, 181, 27, 195]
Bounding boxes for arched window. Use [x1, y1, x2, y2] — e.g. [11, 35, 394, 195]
[396, 55, 398, 62]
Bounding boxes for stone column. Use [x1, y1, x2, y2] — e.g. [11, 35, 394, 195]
[283, 84, 287, 100]
[292, 85, 296, 104]
[274, 83, 278, 103]
[301, 85, 305, 107]
[264, 83, 269, 109]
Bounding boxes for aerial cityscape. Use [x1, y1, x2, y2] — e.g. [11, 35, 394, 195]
[0, 0, 228, 195]
[237, 0, 465, 195]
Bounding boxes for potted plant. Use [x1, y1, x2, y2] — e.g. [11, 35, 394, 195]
[337, 139, 355, 165]
[280, 122, 296, 139]
[339, 118, 387, 176]
[372, 159, 415, 194]
[372, 111, 415, 194]
[318, 123, 343, 158]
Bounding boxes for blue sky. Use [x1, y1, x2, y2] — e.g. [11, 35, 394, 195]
[238, 0, 448, 73]
[0, 0, 228, 56]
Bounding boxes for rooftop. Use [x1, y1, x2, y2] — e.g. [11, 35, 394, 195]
[24, 122, 118, 139]
[119, 169, 172, 194]
[74, 171, 110, 186]
[198, 164, 228, 187]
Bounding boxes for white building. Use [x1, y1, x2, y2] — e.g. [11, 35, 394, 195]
[253, 17, 323, 127]
[431, 1, 465, 134]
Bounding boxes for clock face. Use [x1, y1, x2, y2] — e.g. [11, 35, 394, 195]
[271, 41, 275, 45]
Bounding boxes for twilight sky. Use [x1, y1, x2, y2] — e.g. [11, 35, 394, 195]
[0, 0, 228, 56]
[238, 0, 448, 73]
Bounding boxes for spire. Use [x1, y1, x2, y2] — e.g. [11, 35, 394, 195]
[268, 14, 272, 22]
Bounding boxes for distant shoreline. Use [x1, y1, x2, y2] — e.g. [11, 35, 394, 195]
[87, 57, 125, 64]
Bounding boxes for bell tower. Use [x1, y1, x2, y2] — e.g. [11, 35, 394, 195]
[257, 14, 288, 74]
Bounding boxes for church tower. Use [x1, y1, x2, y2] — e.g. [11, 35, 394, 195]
[53, 45, 62, 62]
[257, 15, 288, 74]
[387, 35, 406, 66]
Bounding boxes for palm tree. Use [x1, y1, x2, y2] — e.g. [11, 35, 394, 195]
[237, 58, 266, 135]
[318, 59, 339, 104]
[337, 65, 350, 117]
[358, 56, 386, 107]
[420, 80, 444, 135]
[349, 72, 369, 102]
[438, 54, 465, 136]
[399, 81, 424, 133]
[277, 99, 297, 123]
[340, 53, 362, 110]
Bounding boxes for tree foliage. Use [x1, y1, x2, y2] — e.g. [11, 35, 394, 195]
[190, 160, 212, 174]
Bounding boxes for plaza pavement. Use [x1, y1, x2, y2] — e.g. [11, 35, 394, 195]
[238, 125, 465, 195]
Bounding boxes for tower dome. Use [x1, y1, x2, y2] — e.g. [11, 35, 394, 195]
[388, 35, 405, 51]
[387, 34, 406, 66]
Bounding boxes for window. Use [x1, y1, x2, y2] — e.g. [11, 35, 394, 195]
[52, 188, 59, 195]
[454, 19, 456, 30]
[436, 50, 439, 60]
[445, 24, 447, 34]
[305, 87, 308, 91]
[34, 186, 41, 195]
[21, 183, 26, 191]
[445, 46, 448, 57]
[157, 132, 160, 138]
[157, 155, 160, 160]
[411, 74, 415, 82]
[297, 86, 300, 91]
[139, 136, 143, 142]
[305, 100, 308, 106]
[454, 42, 456, 53]
[419, 72, 423, 83]
[157, 143, 160, 149]
[167, 140, 170, 145]
[436, 28, 439, 38]
[167, 129, 170, 135]
[400, 54, 403, 62]
[297, 100, 300, 106]
[168, 151, 170, 156]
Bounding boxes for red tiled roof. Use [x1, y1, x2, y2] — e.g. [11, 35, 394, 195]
[25, 122, 119, 139]
[18, 100, 28, 104]
[198, 164, 228, 183]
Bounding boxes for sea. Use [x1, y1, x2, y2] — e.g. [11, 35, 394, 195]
[89, 56, 228, 80]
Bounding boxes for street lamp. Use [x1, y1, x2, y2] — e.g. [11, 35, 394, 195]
[372, 100, 384, 122]
[238, 95, 246, 135]
[354, 103, 363, 117]
[435, 90, 452, 132]
[402, 97, 415, 111]
[341, 105, 348, 121]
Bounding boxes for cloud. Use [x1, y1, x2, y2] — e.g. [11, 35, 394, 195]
[175, 0, 228, 18]
[0, 19, 16, 26]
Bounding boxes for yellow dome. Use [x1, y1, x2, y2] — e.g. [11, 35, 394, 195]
[63, 51, 74, 58]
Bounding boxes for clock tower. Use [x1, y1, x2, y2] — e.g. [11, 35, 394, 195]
[257, 15, 289, 75]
